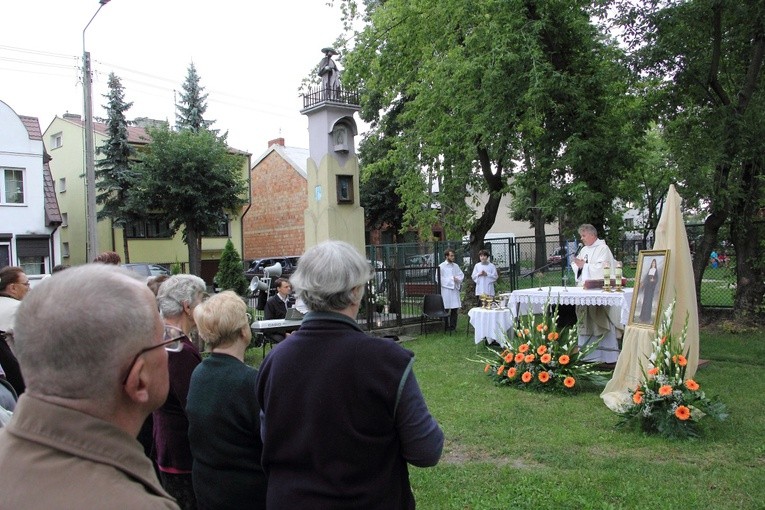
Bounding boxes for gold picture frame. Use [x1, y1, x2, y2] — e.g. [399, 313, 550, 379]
[629, 249, 670, 329]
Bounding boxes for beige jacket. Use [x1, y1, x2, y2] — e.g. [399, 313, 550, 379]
[0, 395, 178, 510]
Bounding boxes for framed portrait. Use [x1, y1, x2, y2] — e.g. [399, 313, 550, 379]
[629, 250, 670, 329]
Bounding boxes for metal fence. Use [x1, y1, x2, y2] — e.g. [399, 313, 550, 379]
[362, 229, 736, 332]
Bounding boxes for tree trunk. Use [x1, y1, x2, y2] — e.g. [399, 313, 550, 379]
[692, 210, 726, 309]
[729, 161, 765, 321]
[122, 230, 130, 264]
[187, 227, 202, 277]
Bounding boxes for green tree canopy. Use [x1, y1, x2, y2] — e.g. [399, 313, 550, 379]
[95, 72, 141, 262]
[137, 126, 247, 276]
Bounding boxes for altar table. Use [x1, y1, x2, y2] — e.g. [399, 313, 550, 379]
[508, 286, 634, 363]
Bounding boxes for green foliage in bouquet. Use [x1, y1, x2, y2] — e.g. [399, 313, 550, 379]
[616, 300, 728, 439]
[476, 305, 610, 393]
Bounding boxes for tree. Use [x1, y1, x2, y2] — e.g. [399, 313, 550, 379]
[600, 0, 765, 319]
[95, 72, 141, 262]
[176, 62, 214, 132]
[340, 0, 639, 291]
[137, 126, 247, 276]
[215, 239, 249, 296]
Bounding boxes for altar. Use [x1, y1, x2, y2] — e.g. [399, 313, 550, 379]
[508, 286, 633, 363]
[467, 307, 514, 345]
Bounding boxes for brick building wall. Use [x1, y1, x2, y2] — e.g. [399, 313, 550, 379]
[243, 138, 308, 260]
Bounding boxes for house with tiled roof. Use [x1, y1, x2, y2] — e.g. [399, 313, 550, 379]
[242, 137, 309, 260]
[0, 100, 62, 283]
[42, 114, 251, 284]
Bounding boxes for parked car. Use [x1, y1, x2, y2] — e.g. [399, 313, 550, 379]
[405, 253, 436, 281]
[547, 248, 566, 266]
[122, 263, 172, 278]
[244, 256, 300, 281]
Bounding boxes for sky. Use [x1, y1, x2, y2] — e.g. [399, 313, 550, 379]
[1, 0, 355, 156]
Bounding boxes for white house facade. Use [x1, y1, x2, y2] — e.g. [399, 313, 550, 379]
[0, 100, 62, 285]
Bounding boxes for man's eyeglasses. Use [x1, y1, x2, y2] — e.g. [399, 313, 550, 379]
[121, 338, 183, 385]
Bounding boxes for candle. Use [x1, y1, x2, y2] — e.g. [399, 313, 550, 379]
[615, 261, 623, 291]
[603, 263, 611, 291]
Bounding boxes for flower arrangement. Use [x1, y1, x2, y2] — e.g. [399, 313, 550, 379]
[477, 306, 609, 392]
[616, 300, 728, 439]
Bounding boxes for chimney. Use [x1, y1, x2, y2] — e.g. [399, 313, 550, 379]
[62, 113, 82, 121]
[268, 137, 285, 148]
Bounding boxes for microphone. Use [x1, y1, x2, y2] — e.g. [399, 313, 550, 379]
[575, 243, 584, 256]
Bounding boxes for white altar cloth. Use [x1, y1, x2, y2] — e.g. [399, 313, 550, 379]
[467, 308, 514, 345]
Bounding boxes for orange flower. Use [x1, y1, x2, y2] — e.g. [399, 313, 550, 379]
[523, 328, 530, 336]
[537, 345, 547, 355]
[558, 354, 570, 366]
[675, 405, 691, 421]
[658, 385, 673, 396]
[540, 353, 552, 364]
[516, 331, 523, 338]
[684, 379, 699, 391]
[500, 349, 510, 357]
[673, 354, 688, 367]
[647, 367, 659, 377]
[660, 336, 667, 344]
[563, 376, 575, 388]
[504, 354, 513, 363]
[547, 331, 559, 341]
[524, 354, 535, 363]
[632, 391, 643, 405]
[518, 344, 530, 353]
[514, 353, 525, 363]
[507, 367, 517, 378]
[538, 371, 550, 383]
[497, 365, 506, 376]
[536, 323, 548, 332]
[521, 371, 532, 383]
[484, 363, 490, 373]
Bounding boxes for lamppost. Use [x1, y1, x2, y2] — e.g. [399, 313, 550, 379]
[82, 0, 111, 263]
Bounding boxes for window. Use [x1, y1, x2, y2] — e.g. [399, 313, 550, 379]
[50, 132, 63, 149]
[62, 242, 70, 258]
[624, 218, 635, 230]
[336, 175, 354, 204]
[61, 212, 68, 227]
[125, 216, 173, 239]
[1, 168, 25, 204]
[58, 177, 66, 193]
[16, 237, 50, 275]
[0, 241, 10, 268]
[202, 213, 229, 237]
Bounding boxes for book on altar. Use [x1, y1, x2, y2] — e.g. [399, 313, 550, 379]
[583, 278, 628, 289]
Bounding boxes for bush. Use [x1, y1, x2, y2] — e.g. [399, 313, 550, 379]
[215, 239, 249, 296]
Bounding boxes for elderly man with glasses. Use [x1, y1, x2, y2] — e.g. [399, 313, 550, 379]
[0, 264, 179, 508]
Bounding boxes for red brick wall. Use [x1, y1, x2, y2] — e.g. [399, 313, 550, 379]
[242, 149, 307, 260]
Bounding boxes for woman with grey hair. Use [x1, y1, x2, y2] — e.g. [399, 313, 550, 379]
[153, 274, 206, 510]
[256, 240, 443, 509]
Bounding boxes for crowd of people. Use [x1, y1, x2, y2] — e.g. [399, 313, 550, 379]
[0, 241, 444, 509]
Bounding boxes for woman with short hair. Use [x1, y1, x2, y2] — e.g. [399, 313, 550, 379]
[153, 274, 207, 510]
[186, 291, 266, 509]
[256, 240, 444, 509]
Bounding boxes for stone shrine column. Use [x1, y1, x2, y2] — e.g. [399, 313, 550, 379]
[300, 48, 365, 254]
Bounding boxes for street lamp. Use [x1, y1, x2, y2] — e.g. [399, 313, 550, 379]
[82, 0, 110, 263]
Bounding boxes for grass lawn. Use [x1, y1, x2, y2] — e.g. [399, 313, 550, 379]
[246, 320, 765, 509]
